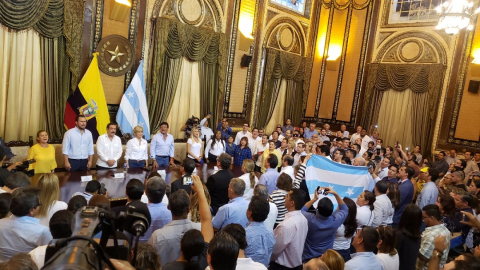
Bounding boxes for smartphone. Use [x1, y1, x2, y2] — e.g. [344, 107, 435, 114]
[183, 176, 193, 185]
[316, 186, 330, 195]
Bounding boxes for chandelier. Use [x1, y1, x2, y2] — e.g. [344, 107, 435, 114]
[435, 0, 480, 34]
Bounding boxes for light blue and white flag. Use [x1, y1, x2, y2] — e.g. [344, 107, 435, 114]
[116, 60, 150, 140]
[305, 155, 373, 207]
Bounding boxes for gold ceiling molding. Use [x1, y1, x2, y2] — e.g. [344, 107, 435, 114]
[321, 0, 371, 10]
[375, 31, 447, 65]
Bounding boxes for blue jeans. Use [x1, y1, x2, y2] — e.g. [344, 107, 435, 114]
[155, 156, 169, 166]
[335, 248, 351, 262]
[128, 160, 146, 168]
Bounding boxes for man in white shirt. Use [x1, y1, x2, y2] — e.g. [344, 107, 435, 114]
[317, 145, 332, 160]
[96, 123, 123, 170]
[293, 143, 307, 166]
[254, 184, 278, 230]
[235, 123, 252, 145]
[292, 130, 304, 146]
[254, 135, 269, 172]
[376, 157, 391, 180]
[249, 127, 261, 151]
[223, 224, 268, 270]
[350, 125, 362, 144]
[340, 124, 349, 138]
[270, 189, 308, 270]
[360, 129, 373, 150]
[444, 149, 459, 165]
[280, 155, 295, 180]
[371, 181, 392, 227]
[29, 210, 74, 269]
[199, 113, 214, 141]
[463, 151, 479, 180]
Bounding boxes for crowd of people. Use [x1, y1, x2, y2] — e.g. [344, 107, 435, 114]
[1, 115, 480, 270]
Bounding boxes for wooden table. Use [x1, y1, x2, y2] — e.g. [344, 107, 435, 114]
[31, 163, 244, 206]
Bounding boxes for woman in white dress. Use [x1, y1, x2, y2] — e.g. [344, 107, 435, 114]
[187, 127, 203, 165]
[356, 190, 375, 228]
[239, 159, 258, 201]
[36, 173, 68, 226]
[125, 125, 148, 168]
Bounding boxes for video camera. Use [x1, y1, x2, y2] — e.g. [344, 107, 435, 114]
[42, 203, 151, 270]
[3, 159, 36, 177]
[186, 115, 200, 127]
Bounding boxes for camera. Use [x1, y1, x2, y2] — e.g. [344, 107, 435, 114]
[42, 204, 151, 270]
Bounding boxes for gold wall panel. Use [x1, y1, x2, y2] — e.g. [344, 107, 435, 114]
[454, 19, 480, 142]
[336, 8, 366, 121]
[318, 8, 348, 119]
[100, 0, 130, 104]
[306, 7, 330, 117]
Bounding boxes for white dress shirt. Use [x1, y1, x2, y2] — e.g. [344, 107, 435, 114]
[125, 138, 148, 161]
[280, 166, 295, 181]
[271, 210, 308, 268]
[356, 205, 374, 228]
[248, 136, 260, 152]
[37, 200, 68, 227]
[204, 138, 226, 159]
[361, 136, 373, 149]
[265, 202, 279, 230]
[96, 134, 123, 168]
[378, 167, 389, 180]
[350, 132, 361, 143]
[254, 142, 269, 167]
[293, 152, 306, 166]
[199, 118, 214, 140]
[235, 131, 252, 145]
[372, 194, 393, 227]
[29, 245, 47, 269]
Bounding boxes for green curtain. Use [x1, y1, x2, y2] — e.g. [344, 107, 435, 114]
[257, 48, 310, 128]
[149, 17, 228, 132]
[199, 62, 219, 131]
[64, 0, 86, 91]
[0, 0, 50, 30]
[360, 63, 445, 156]
[41, 37, 71, 139]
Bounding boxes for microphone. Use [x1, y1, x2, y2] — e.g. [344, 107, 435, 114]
[375, 145, 381, 156]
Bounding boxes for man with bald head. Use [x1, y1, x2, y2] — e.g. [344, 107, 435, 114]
[353, 157, 366, 167]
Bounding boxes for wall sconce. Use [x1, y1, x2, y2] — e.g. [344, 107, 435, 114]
[110, 0, 131, 22]
[238, 0, 255, 52]
[326, 45, 342, 71]
[238, 31, 254, 52]
[471, 48, 480, 77]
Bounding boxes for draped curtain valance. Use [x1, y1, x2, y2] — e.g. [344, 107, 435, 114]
[0, 0, 64, 38]
[149, 17, 228, 132]
[257, 48, 311, 128]
[361, 63, 445, 156]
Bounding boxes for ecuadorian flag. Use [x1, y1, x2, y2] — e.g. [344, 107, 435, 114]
[64, 53, 110, 140]
[305, 155, 374, 208]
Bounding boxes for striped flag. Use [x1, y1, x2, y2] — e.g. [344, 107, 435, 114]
[116, 60, 150, 139]
[64, 53, 110, 140]
[305, 155, 373, 207]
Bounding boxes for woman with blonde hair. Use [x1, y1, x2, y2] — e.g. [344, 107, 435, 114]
[305, 141, 314, 155]
[239, 159, 258, 201]
[27, 130, 57, 173]
[36, 173, 67, 226]
[125, 125, 148, 168]
[187, 127, 203, 165]
[320, 249, 345, 270]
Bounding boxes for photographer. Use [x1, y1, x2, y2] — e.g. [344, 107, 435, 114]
[0, 147, 23, 187]
[181, 115, 200, 140]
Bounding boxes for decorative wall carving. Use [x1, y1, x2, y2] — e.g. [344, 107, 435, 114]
[264, 17, 306, 56]
[152, 0, 224, 32]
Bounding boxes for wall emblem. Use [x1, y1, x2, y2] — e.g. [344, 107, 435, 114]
[96, 35, 134, 76]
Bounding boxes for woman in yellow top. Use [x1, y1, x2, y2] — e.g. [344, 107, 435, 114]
[261, 140, 282, 173]
[27, 130, 57, 173]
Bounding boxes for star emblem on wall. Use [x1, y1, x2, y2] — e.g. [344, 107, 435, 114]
[107, 45, 125, 64]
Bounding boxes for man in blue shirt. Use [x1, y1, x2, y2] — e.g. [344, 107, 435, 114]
[245, 196, 275, 267]
[0, 187, 52, 262]
[258, 154, 280, 194]
[212, 178, 249, 230]
[392, 166, 415, 228]
[141, 176, 172, 242]
[150, 122, 175, 168]
[217, 118, 233, 140]
[416, 167, 439, 210]
[304, 123, 319, 140]
[62, 115, 94, 171]
[344, 226, 383, 270]
[301, 188, 348, 261]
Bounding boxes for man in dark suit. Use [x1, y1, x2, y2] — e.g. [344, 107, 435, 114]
[171, 158, 196, 195]
[111, 178, 145, 216]
[207, 153, 234, 215]
[392, 166, 415, 228]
